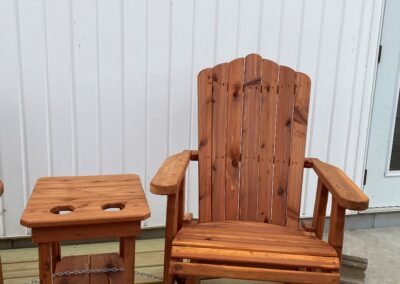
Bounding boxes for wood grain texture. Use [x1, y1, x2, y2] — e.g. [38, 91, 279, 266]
[287, 72, 311, 228]
[272, 66, 296, 226]
[21, 174, 150, 228]
[239, 54, 262, 221]
[54, 254, 126, 284]
[169, 261, 340, 283]
[32, 222, 140, 243]
[163, 194, 179, 284]
[198, 68, 213, 223]
[211, 63, 229, 221]
[38, 243, 52, 284]
[173, 221, 337, 258]
[310, 158, 369, 210]
[196, 55, 314, 225]
[313, 179, 329, 239]
[172, 246, 338, 269]
[225, 58, 244, 220]
[51, 242, 61, 273]
[328, 199, 346, 258]
[150, 150, 191, 195]
[120, 238, 135, 284]
[258, 59, 279, 223]
[90, 253, 125, 284]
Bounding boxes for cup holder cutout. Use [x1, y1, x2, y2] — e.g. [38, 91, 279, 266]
[51, 206, 75, 215]
[102, 203, 125, 212]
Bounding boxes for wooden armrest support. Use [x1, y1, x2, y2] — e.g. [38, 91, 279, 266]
[309, 158, 369, 211]
[190, 150, 199, 161]
[183, 213, 193, 224]
[150, 150, 192, 195]
[0, 180, 3, 197]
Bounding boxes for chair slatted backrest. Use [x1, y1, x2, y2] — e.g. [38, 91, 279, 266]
[197, 54, 311, 228]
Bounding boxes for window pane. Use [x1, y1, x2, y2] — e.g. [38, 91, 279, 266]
[390, 90, 400, 170]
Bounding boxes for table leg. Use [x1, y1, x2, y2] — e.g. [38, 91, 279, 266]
[120, 237, 135, 284]
[51, 242, 61, 273]
[38, 243, 52, 284]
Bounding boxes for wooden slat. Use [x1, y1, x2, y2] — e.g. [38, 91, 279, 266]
[272, 66, 296, 226]
[171, 246, 339, 269]
[257, 59, 279, 222]
[287, 72, 311, 228]
[90, 253, 124, 283]
[32, 222, 140, 243]
[225, 58, 244, 220]
[173, 222, 337, 257]
[169, 261, 340, 283]
[53, 255, 90, 284]
[239, 54, 262, 221]
[211, 63, 229, 221]
[198, 68, 213, 223]
[313, 179, 329, 239]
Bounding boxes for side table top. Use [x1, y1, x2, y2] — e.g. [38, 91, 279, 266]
[20, 174, 150, 228]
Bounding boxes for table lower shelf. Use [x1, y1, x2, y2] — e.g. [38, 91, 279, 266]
[53, 253, 126, 284]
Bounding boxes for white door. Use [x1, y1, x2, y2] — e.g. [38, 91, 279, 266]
[365, 0, 400, 207]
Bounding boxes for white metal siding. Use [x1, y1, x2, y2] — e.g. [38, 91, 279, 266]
[0, 0, 382, 236]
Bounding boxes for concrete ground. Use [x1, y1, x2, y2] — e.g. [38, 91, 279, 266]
[341, 226, 400, 283]
[203, 226, 400, 284]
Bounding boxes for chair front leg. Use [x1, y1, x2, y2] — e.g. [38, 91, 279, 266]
[164, 177, 186, 284]
[164, 193, 179, 284]
[328, 199, 346, 258]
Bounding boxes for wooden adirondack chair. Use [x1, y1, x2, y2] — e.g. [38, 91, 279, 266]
[150, 54, 369, 284]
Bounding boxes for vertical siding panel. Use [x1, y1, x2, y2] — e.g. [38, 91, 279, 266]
[146, 0, 171, 226]
[123, 0, 147, 184]
[46, 0, 75, 176]
[303, 0, 345, 216]
[214, 0, 240, 63]
[0, 0, 27, 235]
[169, 0, 194, 154]
[236, 0, 261, 56]
[72, 0, 100, 175]
[258, 0, 283, 60]
[327, 0, 364, 170]
[278, 0, 304, 67]
[297, 0, 325, 215]
[18, 0, 50, 190]
[97, 0, 123, 173]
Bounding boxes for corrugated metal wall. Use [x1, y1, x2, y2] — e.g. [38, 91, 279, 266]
[0, 0, 383, 236]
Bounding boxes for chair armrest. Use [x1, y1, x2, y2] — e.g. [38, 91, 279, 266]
[150, 150, 192, 195]
[309, 158, 369, 211]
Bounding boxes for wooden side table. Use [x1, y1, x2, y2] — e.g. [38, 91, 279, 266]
[20, 174, 150, 284]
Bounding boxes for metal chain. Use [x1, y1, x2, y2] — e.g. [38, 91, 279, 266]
[52, 267, 125, 277]
[134, 270, 163, 281]
[24, 268, 164, 284]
